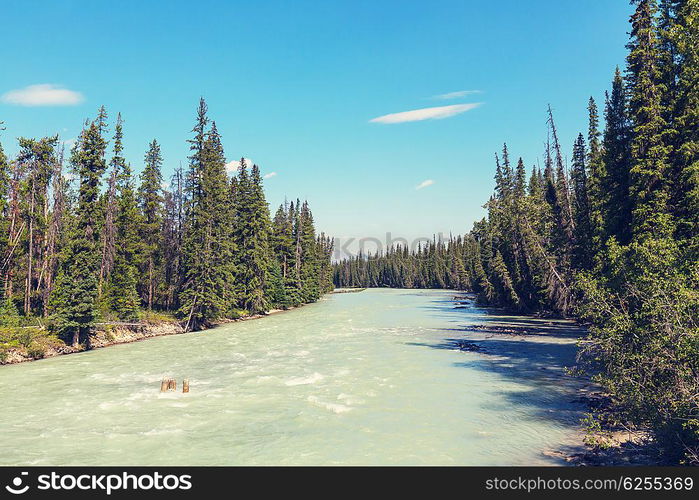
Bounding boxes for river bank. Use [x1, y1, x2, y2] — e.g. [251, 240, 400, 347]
[447, 293, 658, 465]
[0, 305, 302, 367]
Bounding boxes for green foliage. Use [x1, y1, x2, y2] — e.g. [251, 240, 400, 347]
[139, 309, 177, 325]
[104, 264, 140, 321]
[0, 297, 21, 327]
[603, 67, 633, 245]
[333, 236, 472, 292]
[0, 326, 59, 361]
[16, 329, 32, 348]
[139, 139, 164, 309]
[577, 239, 698, 462]
[626, 0, 674, 240]
[178, 104, 236, 329]
[50, 113, 108, 345]
[232, 162, 270, 314]
[104, 114, 141, 321]
[581, 413, 616, 450]
[1, 98, 332, 355]
[26, 341, 45, 359]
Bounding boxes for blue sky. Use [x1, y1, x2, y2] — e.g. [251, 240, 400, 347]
[0, 0, 632, 249]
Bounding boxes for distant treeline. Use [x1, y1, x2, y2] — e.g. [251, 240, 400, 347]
[0, 97, 333, 344]
[334, 0, 698, 464]
[333, 238, 472, 290]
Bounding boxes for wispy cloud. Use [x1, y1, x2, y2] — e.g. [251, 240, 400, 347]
[431, 90, 482, 100]
[416, 179, 435, 190]
[263, 172, 277, 179]
[225, 157, 253, 173]
[370, 103, 481, 124]
[1, 84, 84, 106]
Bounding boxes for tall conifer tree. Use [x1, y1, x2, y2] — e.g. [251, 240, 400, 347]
[50, 114, 107, 345]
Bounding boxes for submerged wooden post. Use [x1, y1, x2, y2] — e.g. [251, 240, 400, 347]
[161, 377, 178, 391]
[183, 379, 190, 393]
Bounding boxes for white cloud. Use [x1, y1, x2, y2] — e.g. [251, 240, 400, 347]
[416, 179, 435, 190]
[369, 103, 481, 124]
[225, 157, 253, 173]
[1, 84, 84, 107]
[431, 90, 482, 100]
[263, 172, 277, 179]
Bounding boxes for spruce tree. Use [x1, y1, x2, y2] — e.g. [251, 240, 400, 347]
[670, 0, 699, 244]
[104, 115, 140, 320]
[602, 68, 633, 244]
[178, 105, 234, 329]
[586, 97, 607, 258]
[298, 201, 320, 302]
[271, 202, 296, 307]
[50, 114, 107, 345]
[626, 0, 673, 239]
[571, 133, 593, 269]
[232, 161, 270, 313]
[139, 139, 164, 309]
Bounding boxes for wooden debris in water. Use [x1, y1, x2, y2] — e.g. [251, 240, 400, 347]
[159, 377, 190, 392]
[160, 377, 177, 392]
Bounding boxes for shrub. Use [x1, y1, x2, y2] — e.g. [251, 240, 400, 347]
[140, 309, 178, 325]
[577, 239, 699, 464]
[16, 330, 33, 348]
[26, 341, 46, 359]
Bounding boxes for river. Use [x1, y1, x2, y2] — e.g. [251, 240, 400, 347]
[0, 288, 588, 465]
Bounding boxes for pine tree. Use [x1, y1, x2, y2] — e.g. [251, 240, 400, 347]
[670, 0, 699, 244]
[232, 161, 271, 313]
[571, 133, 593, 269]
[178, 103, 234, 329]
[271, 202, 297, 307]
[586, 97, 607, 258]
[626, 0, 674, 239]
[104, 115, 140, 320]
[161, 167, 185, 310]
[50, 114, 108, 345]
[603, 68, 633, 244]
[298, 201, 321, 302]
[139, 139, 164, 309]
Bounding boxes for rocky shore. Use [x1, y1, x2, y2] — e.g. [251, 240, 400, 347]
[0, 321, 186, 365]
[0, 304, 305, 366]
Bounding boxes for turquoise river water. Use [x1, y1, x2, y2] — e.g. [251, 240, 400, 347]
[0, 288, 588, 465]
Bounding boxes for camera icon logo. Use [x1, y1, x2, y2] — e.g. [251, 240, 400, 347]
[5, 472, 29, 495]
